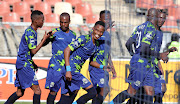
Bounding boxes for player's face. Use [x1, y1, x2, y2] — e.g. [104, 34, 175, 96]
[60, 16, 70, 32]
[92, 24, 105, 40]
[100, 13, 111, 28]
[36, 15, 44, 28]
[158, 12, 166, 27]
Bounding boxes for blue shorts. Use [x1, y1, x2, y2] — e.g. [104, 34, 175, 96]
[154, 75, 166, 95]
[127, 61, 154, 90]
[45, 62, 65, 92]
[61, 71, 92, 94]
[88, 65, 109, 88]
[14, 67, 39, 89]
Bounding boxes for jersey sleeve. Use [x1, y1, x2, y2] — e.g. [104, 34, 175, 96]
[25, 31, 37, 49]
[130, 27, 138, 40]
[68, 35, 86, 51]
[141, 25, 156, 45]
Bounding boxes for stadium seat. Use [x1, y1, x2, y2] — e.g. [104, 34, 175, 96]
[3, 12, 20, 22]
[23, 0, 41, 5]
[54, 2, 73, 15]
[75, 3, 93, 17]
[136, 0, 154, 10]
[65, 0, 82, 6]
[21, 12, 31, 22]
[71, 13, 83, 25]
[45, 13, 59, 23]
[168, 4, 178, 18]
[13, 1, 31, 16]
[0, 1, 10, 15]
[34, 2, 52, 15]
[85, 14, 99, 24]
[156, 0, 174, 6]
[4, 0, 21, 5]
[44, 0, 62, 6]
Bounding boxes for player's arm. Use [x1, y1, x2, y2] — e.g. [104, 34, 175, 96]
[108, 55, 117, 79]
[42, 31, 56, 46]
[125, 37, 136, 56]
[64, 35, 86, 81]
[28, 31, 51, 56]
[158, 61, 164, 75]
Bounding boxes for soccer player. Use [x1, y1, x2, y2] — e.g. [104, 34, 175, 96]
[113, 8, 169, 104]
[56, 21, 111, 104]
[87, 10, 116, 104]
[5, 10, 51, 104]
[44, 12, 76, 104]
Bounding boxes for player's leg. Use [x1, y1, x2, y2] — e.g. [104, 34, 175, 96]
[4, 87, 25, 104]
[47, 91, 57, 104]
[113, 84, 136, 104]
[77, 84, 97, 104]
[143, 86, 154, 104]
[92, 87, 105, 104]
[31, 84, 41, 104]
[57, 90, 78, 104]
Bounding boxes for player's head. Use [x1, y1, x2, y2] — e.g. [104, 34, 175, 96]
[31, 10, 44, 28]
[60, 12, 70, 32]
[147, 8, 158, 25]
[92, 21, 105, 40]
[157, 9, 167, 28]
[99, 10, 111, 27]
[171, 33, 179, 42]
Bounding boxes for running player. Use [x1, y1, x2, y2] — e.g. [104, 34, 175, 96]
[5, 10, 51, 104]
[44, 12, 76, 104]
[56, 21, 111, 104]
[113, 8, 169, 104]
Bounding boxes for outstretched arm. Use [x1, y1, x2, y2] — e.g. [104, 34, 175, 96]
[64, 46, 72, 81]
[108, 55, 117, 79]
[125, 37, 136, 56]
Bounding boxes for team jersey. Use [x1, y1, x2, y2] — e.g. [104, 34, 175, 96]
[48, 28, 76, 70]
[130, 21, 157, 63]
[68, 34, 99, 72]
[16, 26, 37, 70]
[91, 31, 111, 65]
[151, 30, 163, 75]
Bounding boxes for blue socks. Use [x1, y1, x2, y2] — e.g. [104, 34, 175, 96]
[113, 90, 130, 104]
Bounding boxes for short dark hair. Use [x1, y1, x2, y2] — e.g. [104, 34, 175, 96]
[94, 21, 105, 28]
[171, 33, 179, 41]
[60, 12, 70, 21]
[100, 10, 111, 18]
[31, 10, 43, 22]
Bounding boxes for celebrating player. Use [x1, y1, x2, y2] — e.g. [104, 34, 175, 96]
[5, 10, 51, 104]
[44, 12, 76, 104]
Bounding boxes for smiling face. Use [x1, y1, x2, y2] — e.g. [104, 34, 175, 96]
[92, 24, 105, 40]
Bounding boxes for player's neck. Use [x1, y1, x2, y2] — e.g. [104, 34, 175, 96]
[31, 24, 38, 32]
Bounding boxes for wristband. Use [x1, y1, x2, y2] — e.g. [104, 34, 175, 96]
[66, 66, 71, 71]
[100, 65, 104, 69]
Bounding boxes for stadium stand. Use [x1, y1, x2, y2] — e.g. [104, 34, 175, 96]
[44, 0, 62, 6]
[135, 0, 154, 13]
[71, 13, 83, 24]
[21, 12, 31, 22]
[23, 0, 41, 5]
[45, 13, 59, 23]
[162, 16, 178, 31]
[34, 2, 52, 15]
[75, 3, 93, 17]
[65, 0, 82, 6]
[54, 2, 73, 15]
[4, 0, 21, 5]
[0, 1, 10, 15]
[85, 14, 99, 24]
[3, 12, 20, 22]
[13, 1, 31, 16]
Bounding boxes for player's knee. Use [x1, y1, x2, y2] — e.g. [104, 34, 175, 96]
[50, 91, 57, 96]
[87, 87, 97, 98]
[34, 87, 41, 95]
[16, 91, 24, 97]
[162, 83, 167, 93]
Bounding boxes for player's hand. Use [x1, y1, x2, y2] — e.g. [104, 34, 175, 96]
[43, 31, 51, 40]
[66, 71, 72, 81]
[169, 47, 178, 52]
[47, 30, 56, 36]
[103, 65, 112, 72]
[112, 72, 117, 79]
[106, 21, 115, 30]
[160, 52, 169, 63]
